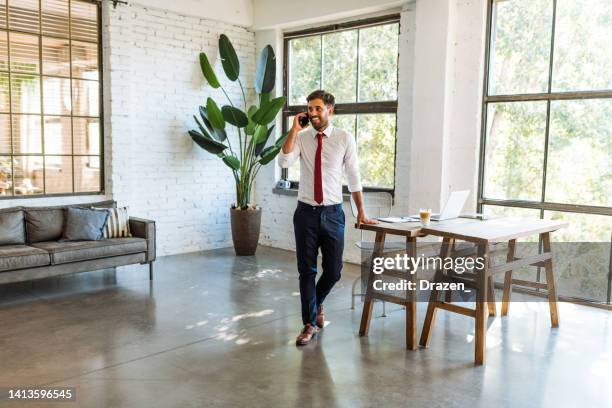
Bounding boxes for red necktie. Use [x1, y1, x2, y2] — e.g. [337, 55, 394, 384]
[314, 133, 324, 204]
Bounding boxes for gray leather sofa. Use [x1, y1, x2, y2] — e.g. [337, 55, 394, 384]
[0, 200, 156, 285]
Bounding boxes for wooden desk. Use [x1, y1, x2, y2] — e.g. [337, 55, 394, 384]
[356, 217, 568, 365]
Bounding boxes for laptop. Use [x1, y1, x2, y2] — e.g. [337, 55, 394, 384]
[407, 190, 470, 221]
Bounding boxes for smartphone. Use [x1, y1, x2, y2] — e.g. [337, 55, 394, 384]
[298, 114, 309, 128]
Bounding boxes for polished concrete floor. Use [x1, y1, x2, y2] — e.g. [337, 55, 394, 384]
[0, 246, 610, 408]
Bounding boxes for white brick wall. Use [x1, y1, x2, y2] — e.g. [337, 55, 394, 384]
[0, 2, 257, 257]
[105, 3, 256, 256]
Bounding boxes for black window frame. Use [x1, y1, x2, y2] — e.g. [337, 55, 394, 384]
[281, 14, 400, 197]
[477, 0, 612, 305]
[0, 0, 105, 200]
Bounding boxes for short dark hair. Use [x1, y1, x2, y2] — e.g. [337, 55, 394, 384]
[306, 90, 335, 107]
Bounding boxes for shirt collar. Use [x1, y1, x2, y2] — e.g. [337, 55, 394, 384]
[311, 124, 334, 138]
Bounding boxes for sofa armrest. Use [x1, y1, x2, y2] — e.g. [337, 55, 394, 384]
[129, 217, 156, 262]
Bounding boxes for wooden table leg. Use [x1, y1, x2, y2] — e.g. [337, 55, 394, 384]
[475, 243, 489, 365]
[541, 232, 559, 327]
[406, 236, 417, 350]
[487, 275, 497, 317]
[501, 239, 516, 316]
[359, 231, 386, 336]
[419, 237, 454, 348]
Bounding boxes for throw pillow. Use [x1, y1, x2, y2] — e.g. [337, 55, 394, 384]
[61, 207, 109, 241]
[0, 210, 25, 245]
[94, 207, 131, 238]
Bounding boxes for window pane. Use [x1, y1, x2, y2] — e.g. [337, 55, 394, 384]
[488, 0, 552, 95]
[0, 156, 12, 195]
[552, 0, 612, 92]
[72, 79, 98, 116]
[41, 0, 69, 38]
[11, 114, 41, 153]
[285, 115, 300, 181]
[9, 32, 39, 74]
[11, 73, 40, 113]
[483, 102, 546, 201]
[13, 155, 43, 195]
[482, 204, 541, 219]
[0, 30, 7, 71]
[42, 36, 70, 76]
[73, 117, 99, 154]
[0, 2, 6, 28]
[8, 0, 40, 34]
[288, 36, 321, 106]
[74, 155, 100, 192]
[43, 76, 71, 114]
[43, 115, 71, 154]
[356, 113, 395, 188]
[0, 71, 8, 112]
[358, 23, 398, 102]
[0, 113, 10, 152]
[72, 40, 98, 79]
[45, 155, 72, 193]
[70, 0, 98, 43]
[544, 211, 611, 302]
[545, 99, 612, 207]
[332, 114, 356, 137]
[322, 30, 357, 103]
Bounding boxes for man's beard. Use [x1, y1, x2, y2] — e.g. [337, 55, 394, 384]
[311, 117, 328, 131]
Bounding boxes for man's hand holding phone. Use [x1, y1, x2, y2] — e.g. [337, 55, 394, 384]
[293, 113, 309, 131]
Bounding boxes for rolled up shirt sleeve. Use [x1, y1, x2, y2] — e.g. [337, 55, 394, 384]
[344, 133, 363, 192]
[278, 139, 300, 169]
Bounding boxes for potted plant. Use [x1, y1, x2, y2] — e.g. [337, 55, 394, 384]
[189, 35, 287, 256]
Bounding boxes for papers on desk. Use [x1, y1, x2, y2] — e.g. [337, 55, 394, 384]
[376, 216, 420, 223]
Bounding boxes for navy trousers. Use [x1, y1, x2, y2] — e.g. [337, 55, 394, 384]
[293, 201, 345, 326]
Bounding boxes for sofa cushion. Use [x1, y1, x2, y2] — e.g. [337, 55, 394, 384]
[31, 238, 147, 265]
[61, 207, 108, 241]
[23, 200, 117, 243]
[0, 245, 51, 272]
[24, 208, 65, 243]
[0, 210, 26, 245]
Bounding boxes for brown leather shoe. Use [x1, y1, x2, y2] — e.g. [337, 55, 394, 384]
[316, 304, 325, 328]
[295, 324, 318, 346]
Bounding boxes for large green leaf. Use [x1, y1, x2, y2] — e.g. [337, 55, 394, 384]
[245, 105, 258, 135]
[188, 130, 227, 154]
[199, 52, 220, 89]
[221, 106, 248, 128]
[255, 45, 276, 94]
[222, 154, 241, 170]
[274, 131, 289, 148]
[255, 126, 276, 156]
[206, 98, 225, 129]
[252, 96, 285, 125]
[199, 106, 227, 141]
[253, 125, 268, 144]
[258, 146, 281, 165]
[259, 92, 270, 106]
[219, 34, 239, 81]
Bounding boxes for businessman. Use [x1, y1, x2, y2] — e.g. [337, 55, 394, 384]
[278, 90, 378, 346]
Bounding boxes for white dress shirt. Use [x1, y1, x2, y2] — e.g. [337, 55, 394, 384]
[278, 124, 363, 206]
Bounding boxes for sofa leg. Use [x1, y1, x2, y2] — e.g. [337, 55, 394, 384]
[149, 262, 154, 281]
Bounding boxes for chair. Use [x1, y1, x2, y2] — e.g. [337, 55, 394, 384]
[349, 193, 405, 315]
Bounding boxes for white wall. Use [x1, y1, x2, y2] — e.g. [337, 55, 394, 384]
[252, 0, 405, 30]
[252, 0, 487, 263]
[133, 0, 253, 27]
[104, 3, 257, 256]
